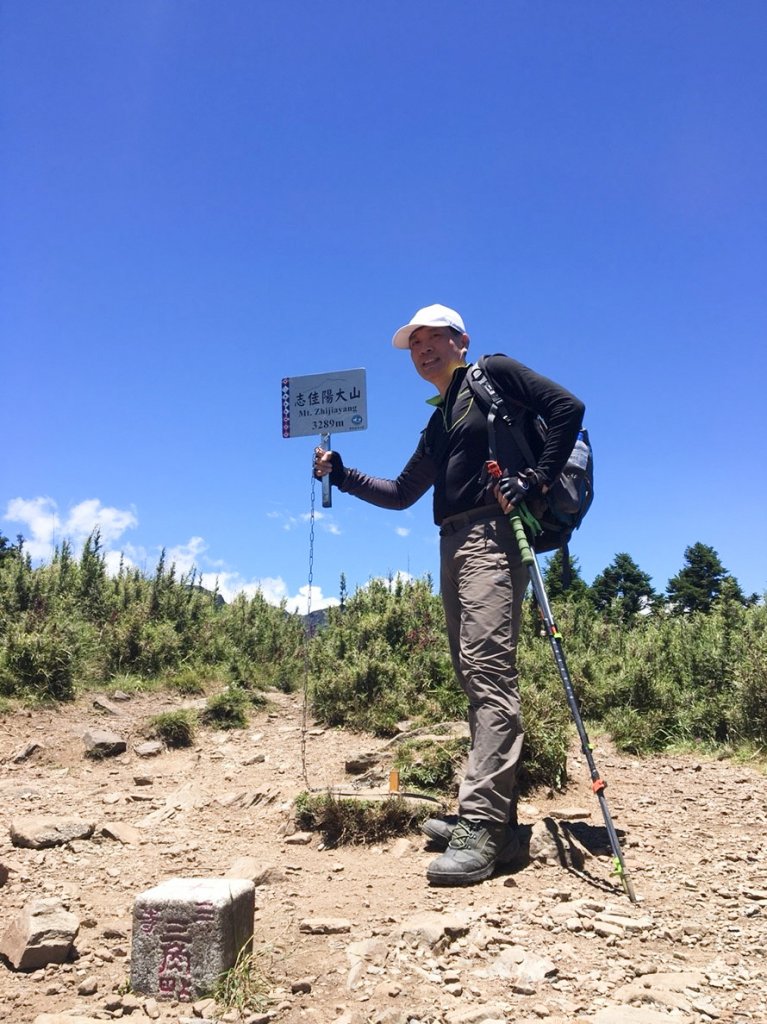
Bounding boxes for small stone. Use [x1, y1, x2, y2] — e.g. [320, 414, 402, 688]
[101, 822, 141, 846]
[291, 977, 313, 993]
[12, 741, 43, 763]
[285, 832, 313, 845]
[345, 752, 380, 774]
[548, 807, 591, 820]
[594, 922, 624, 939]
[143, 997, 161, 1019]
[134, 741, 163, 758]
[390, 838, 412, 859]
[93, 695, 124, 716]
[77, 975, 98, 995]
[299, 917, 352, 934]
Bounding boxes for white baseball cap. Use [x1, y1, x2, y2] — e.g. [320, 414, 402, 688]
[391, 304, 467, 350]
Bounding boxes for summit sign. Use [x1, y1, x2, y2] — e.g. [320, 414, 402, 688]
[281, 368, 367, 439]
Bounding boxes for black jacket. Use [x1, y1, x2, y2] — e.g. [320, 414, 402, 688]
[338, 355, 585, 526]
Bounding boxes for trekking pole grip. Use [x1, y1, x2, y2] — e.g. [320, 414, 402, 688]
[510, 511, 534, 566]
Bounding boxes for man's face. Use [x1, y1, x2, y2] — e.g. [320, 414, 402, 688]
[408, 326, 468, 390]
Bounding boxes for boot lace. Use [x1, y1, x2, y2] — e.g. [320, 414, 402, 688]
[449, 818, 480, 849]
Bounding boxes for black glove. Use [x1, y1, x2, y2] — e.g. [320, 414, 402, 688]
[498, 468, 543, 507]
[313, 449, 346, 487]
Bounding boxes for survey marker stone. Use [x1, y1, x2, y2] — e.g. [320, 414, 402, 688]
[130, 877, 255, 1001]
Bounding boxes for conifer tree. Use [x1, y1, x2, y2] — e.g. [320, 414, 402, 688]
[542, 549, 588, 602]
[591, 552, 656, 621]
[666, 542, 744, 614]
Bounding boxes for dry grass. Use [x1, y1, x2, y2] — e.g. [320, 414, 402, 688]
[294, 791, 441, 846]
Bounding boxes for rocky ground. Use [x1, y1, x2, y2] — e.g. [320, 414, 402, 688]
[1, 687, 766, 1024]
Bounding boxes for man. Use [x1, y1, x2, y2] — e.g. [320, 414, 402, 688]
[313, 304, 585, 886]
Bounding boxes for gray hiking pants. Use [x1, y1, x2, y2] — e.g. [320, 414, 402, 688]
[440, 514, 529, 827]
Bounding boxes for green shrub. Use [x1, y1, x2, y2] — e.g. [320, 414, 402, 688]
[0, 617, 77, 701]
[163, 665, 210, 696]
[729, 604, 767, 746]
[601, 706, 671, 754]
[308, 578, 456, 736]
[150, 709, 196, 748]
[393, 738, 469, 796]
[201, 688, 249, 730]
[518, 668, 571, 791]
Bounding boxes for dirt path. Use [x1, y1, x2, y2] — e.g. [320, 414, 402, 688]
[0, 688, 766, 1024]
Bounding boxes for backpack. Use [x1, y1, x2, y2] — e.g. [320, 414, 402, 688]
[466, 356, 594, 559]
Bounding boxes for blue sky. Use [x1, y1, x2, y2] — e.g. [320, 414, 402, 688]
[2, 2, 766, 611]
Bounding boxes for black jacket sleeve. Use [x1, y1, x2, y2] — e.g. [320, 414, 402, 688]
[336, 433, 437, 510]
[484, 354, 585, 486]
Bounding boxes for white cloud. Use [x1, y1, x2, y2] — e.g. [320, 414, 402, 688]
[198, 571, 338, 613]
[4, 497, 61, 559]
[395, 527, 411, 537]
[166, 536, 207, 576]
[63, 499, 138, 547]
[4, 496, 138, 560]
[103, 549, 135, 576]
[373, 570, 416, 590]
[4, 495, 341, 612]
[268, 508, 341, 536]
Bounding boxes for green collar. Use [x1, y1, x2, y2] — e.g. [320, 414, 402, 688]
[425, 364, 470, 407]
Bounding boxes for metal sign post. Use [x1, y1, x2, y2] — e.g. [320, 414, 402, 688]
[320, 431, 331, 507]
[282, 368, 368, 507]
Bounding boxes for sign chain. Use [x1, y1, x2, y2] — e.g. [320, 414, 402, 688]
[300, 458, 316, 791]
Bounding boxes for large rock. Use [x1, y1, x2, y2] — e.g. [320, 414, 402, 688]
[101, 822, 141, 846]
[487, 944, 558, 984]
[527, 818, 590, 869]
[0, 898, 80, 970]
[34, 1017, 107, 1024]
[83, 728, 127, 757]
[224, 856, 279, 886]
[92, 695, 124, 716]
[10, 816, 95, 849]
[593, 1008, 679, 1024]
[397, 911, 471, 950]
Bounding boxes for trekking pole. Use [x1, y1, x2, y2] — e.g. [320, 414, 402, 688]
[491, 474, 637, 901]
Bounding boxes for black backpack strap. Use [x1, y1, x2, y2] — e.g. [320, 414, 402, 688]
[561, 542, 572, 590]
[467, 357, 537, 468]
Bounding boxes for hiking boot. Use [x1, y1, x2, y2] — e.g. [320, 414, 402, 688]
[426, 817, 519, 887]
[420, 814, 459, 848]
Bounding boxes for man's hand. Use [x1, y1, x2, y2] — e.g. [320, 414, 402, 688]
[495, 468, 543, 514]
[313, 448, 345, 487]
